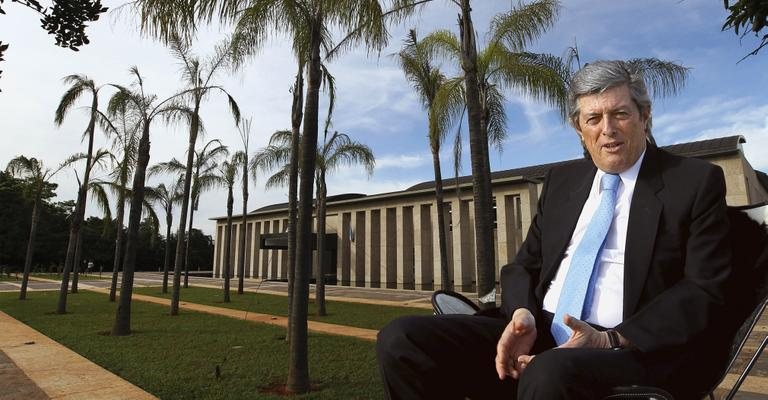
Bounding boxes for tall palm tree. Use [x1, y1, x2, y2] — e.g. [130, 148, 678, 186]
[396, 29, 452, 291]
[235, 119, 252, 294]
[5, 156, 65, 300]
[314, 130, 374, 315]
[54, 74, 105, 314]
[133, 0, 424, 392]
[145, 179, 184, 294]
[162, 36, 240, 316]
[150, 139, 229, 299]
[420, 0, 567, 306]
[218, 155, 238, 303]
[94, 104, 142, 302]
[109, 66, 189, 336]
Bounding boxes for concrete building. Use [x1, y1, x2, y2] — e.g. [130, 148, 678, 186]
[211, 135, 768, 292]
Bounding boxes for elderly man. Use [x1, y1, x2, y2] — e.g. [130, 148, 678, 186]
[376, 60, 731, 399]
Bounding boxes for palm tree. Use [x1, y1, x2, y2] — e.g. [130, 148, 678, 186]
[109, 67, 189, 336]
[315, 130, 374, 315]
[94, 104, 142, 302]
[66, 149, 114, 294]
[150, 139, 228, 301]
[218, 155, 238, 303]
[235, 119, 252, 294]
[396, 29, 452, 291]
[54, 74, 105, 314]
[161, 36, 240, 316]
[132, 0, 424, 392]
[5, 156, 65, 300]
[420, 0, 567, 306]
[145, 179, 184, 294]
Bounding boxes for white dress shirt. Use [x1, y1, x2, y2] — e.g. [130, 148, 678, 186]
[542, 150, 646, 328]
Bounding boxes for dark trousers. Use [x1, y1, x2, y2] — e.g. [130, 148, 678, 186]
[376, 314, 668, 400]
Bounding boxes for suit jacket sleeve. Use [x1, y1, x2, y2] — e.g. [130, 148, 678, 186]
[499, 170, 552, 322]
[615, 164, 731, 353]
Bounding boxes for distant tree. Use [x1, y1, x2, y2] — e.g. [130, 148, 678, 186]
[235, 119, 252, 295]
[0, 0, 107, 91]
[145, 179, 184, 293]
[397, 29, 452, 291]
[218, 155, 238, 303]
[5, 156, 65, 299]
[150, 138, 228, 297]
[723, 0, 768, 59]
[54, 74, 106, 314]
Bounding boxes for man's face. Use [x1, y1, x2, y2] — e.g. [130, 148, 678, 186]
[574, 84, 649, 174]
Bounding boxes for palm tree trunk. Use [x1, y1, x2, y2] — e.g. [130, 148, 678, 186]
[109, 193, 126, 302]
[287, 15, 321, 394]
[162, 205, 173, 294]
[237, 161, 248, 294]
[287, 62, 304, 343]
[315, 173, 327, 316]
[171, 106, 200, 316]
[19, 195, 42, 300]
[223, 187, 234, 303]
[184, 205, 196, 288]
[112, 123, 151, 336]
[430, 144, 452, 291]
[71, 231, 84, 293]
[459, 0, 495, 308]
[57, 99, 97, 314]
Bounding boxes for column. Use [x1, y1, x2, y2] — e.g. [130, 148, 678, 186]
[340, 212, 351, 286]
[250, 221, 261, 278]
[260, 220, 271, 279]
[414, 203, 434, 291]
[383, 207, 397, 289]
[366, 209, 381, 288]
[214, 224, 223, 278]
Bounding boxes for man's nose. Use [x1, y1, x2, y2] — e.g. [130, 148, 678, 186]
[601, 115, 617, 136]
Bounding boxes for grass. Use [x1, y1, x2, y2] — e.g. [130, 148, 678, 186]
[0, 291, 385, 399]
[132, 286, 432, 331]
[0, 273, 21, 282]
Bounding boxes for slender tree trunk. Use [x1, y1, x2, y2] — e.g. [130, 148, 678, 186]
[223, 187, 234, 302]
[171, 104, 200, 315]
[112, 123, 151, 336]
[287, 62, 304, 343]
[430, 141, 452, 291]
[459, 1, 496, 308]
[19, 195, 42, 300]
[315, 173, 327, 316]
[71, 231, 84, 293]
[57, 96, 97, 314]
[162, 205, 173, 294]
[237, 160, 248, 294]
[184, 205, 196, 288]
[110, 192, 126, 302]
[287, 15, 321, 394]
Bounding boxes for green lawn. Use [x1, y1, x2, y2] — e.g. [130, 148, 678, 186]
[31, 272, 113, 281]
[133, 286, 431, 331]
[0, 273, 21, 282]
[0, 291, 385, 399]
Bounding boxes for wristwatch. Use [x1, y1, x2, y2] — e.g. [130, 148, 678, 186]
[606, 329, 623, 350]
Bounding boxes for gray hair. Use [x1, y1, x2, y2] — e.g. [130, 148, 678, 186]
[568, 60, 653, 137]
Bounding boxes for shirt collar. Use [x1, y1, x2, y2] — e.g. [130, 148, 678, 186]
[595, 149, 646, 193]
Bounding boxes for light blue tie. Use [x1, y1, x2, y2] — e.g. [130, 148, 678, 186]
[551, 173, 621, 345]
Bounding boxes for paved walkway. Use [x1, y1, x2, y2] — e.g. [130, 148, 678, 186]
[0, 311, 156, 400]
[4, 273, 768, 398]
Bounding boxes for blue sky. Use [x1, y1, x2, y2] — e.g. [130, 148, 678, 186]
[1, 0, 766, 236]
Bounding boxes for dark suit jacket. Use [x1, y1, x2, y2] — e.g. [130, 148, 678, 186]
[500, 144, 731, 356]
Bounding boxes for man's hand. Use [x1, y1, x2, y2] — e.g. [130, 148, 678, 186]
[558, 314, 611, 349]
[495, 308, 537, 380]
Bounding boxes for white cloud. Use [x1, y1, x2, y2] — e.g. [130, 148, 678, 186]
[375, 153, 430, 169]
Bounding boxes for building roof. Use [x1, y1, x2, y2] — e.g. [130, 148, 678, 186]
[213, 135, 747, 220]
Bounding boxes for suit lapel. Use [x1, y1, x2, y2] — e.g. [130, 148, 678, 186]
[623, 145, 664, 318]
[541, 162, 595, 284]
